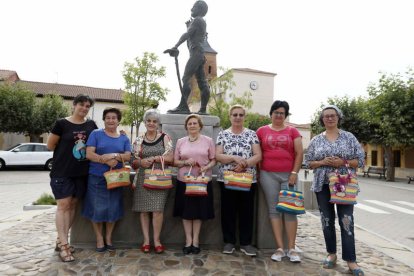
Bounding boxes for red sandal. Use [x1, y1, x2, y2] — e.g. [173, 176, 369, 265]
[154, 244, 165, 254]
[140, 244, 151, 253]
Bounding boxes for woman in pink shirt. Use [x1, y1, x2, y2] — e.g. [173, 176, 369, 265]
[173, 114, 216, 255]
[257, 100, 303, 263]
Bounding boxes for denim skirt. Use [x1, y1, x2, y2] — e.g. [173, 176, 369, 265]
[82, 174, 124, 222]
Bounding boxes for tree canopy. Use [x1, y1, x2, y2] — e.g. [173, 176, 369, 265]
[366, 70, 414, 148]
[0, 83, 35, 133]
[310, 69, 414, 181]
[310, 95, 375, 143]
[0, 83, 69, 142]
[121, 52, 169, 136]
[29, 94, 69, 142]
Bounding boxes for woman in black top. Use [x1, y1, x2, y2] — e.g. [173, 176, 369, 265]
[47, 94, 97, 262]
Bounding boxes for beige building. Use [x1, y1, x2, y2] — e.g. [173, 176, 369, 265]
[228, 68, 277, 116]
[362, 144, 414, 179]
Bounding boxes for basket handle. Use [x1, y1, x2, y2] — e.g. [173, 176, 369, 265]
[151, 156, 166, 175]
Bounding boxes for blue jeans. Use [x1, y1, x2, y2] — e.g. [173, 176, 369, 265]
[315, 184, 356, 262]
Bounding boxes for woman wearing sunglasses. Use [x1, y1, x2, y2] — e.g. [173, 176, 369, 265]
[216, 105, 262, 256]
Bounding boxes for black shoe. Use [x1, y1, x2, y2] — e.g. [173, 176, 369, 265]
[182, 245, 192, 255]
[196, 109, 208, 115]
[96, 245, 106, 253]
[191, 245, 201, 254]
[167, 106, 191, 114]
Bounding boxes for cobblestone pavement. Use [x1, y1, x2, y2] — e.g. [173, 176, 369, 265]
[0, 209, 413, 275]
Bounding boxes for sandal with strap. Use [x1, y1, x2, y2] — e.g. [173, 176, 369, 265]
[55, 238, 75, 253]
[349, 267, 365, 276]
[322, 254, 337, 269]
[59, 244, 75, 262]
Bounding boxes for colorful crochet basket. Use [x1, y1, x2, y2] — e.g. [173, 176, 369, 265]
[143, 157, 173, 190]
[328, 170, 359, 205]
[183, 165, 209, 196]
[223, 171, 253, 192]
[276, 189, 305, 215]
[104, 156, 131, 190]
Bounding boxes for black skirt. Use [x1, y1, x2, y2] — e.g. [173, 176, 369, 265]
[173, 179, 214, 220]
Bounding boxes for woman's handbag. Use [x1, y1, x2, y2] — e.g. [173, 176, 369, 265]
[143, 156, 173, 190]
[276, 186, 305, 215]
[183, 165, 209, 196]
[223, 171, 253, 192]
[328, 162, 359, 205]
[104, 155, 131, 190]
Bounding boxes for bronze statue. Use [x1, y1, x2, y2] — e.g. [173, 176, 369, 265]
[164, 0, 210, 114]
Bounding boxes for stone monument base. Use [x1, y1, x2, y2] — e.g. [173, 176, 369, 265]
[69, 113, 308, 249]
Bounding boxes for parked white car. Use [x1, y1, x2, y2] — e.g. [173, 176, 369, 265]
[0, 143, 53, 170]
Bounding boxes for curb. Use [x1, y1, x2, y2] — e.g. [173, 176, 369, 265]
[23, 203, 56, 211]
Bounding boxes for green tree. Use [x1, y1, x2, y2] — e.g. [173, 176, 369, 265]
[366, 69, 414, 181]
[310, 95, 375, 143]
[0, 83, 35, 133]
[245, 113, 271, 131]
[208, 68, 253, 129]
[122, 52, 169, 136]
[0, 83, 69, 141]
[29, 94, 69, 142]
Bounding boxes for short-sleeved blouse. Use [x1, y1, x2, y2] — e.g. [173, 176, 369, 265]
[305, 129, 365, 192]
[174, 135, 215, 181]
[256, 125, 301, 172]
[216, 128, 259, 182]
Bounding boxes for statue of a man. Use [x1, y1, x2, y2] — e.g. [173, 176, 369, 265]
[165, 1, 210, 114]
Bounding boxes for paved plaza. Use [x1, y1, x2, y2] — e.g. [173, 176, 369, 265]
[1, 170, 414, 275]
[0, 208, 413, 275]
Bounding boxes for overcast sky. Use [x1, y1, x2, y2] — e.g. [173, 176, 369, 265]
[1, 0, 413, 123]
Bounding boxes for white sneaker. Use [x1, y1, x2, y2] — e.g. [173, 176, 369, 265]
[271, 248, 285, 262]
[287, 249, 301, 263]
[222, 243, 235, 254]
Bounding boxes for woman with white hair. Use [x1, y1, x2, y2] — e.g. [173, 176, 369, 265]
[305, 105, 365, 276]
[132, 109, 173, 254]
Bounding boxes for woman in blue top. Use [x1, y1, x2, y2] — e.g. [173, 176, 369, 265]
[82, 107, 131, 252]
[305, 105, 365, 276]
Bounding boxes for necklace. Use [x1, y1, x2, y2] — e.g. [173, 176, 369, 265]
[188, 135, 199, 142]
[145, 132, 157, 142]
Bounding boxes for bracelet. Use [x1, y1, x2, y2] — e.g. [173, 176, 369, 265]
[291, 171, 298, 175]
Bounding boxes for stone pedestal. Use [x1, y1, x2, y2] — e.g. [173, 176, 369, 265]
[70, 175, 224, 249]
[70, 113, 281, 249]
[159, 114, 221, 148]
[70, 175, 280, 249]
[297, 179, 318, 210]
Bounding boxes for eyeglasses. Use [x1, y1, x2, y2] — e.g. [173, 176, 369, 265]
[231, 113, 245, 117]
[323, 114, 338, 120]
[272, 112, 285, 116]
